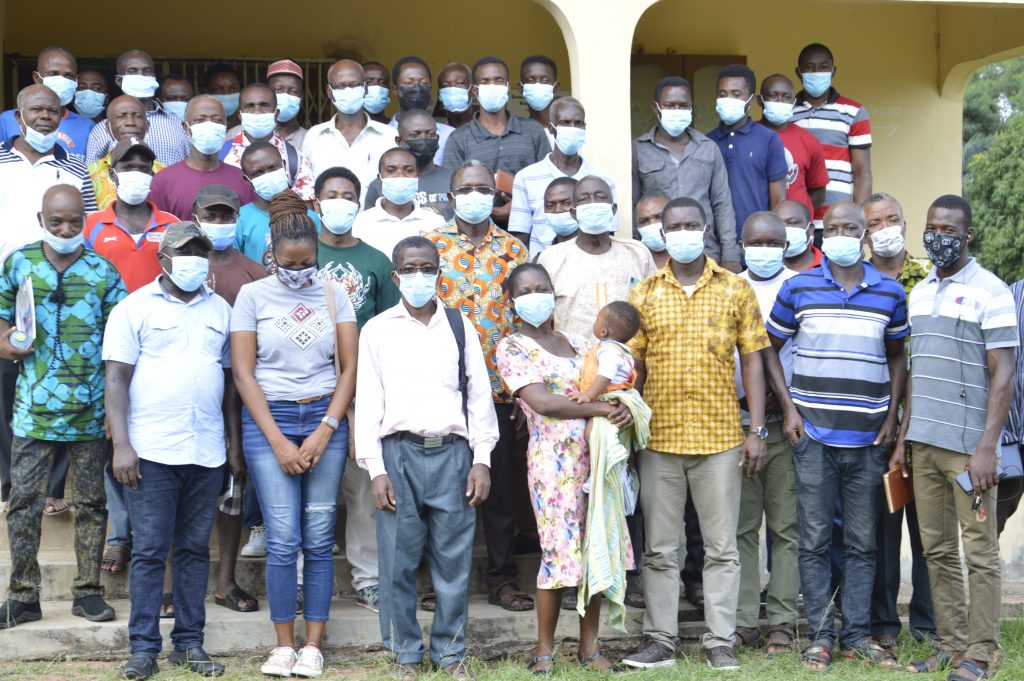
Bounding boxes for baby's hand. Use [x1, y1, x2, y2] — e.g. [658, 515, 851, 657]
[569, 393, 592, 404]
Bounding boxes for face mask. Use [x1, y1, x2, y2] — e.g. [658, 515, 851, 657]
[514, 292, 555, 327]
[716, 96, 750, 125]
[522, 83, 554, 111]
[665, 229, 706, 264]
[762, 101, 794, 126]
[822, 235, 864, 267]
[545, 211, 578, 237]
[164, 255, 209, 292]
[785, 225, 810, 257]
[802, 72, 832, 98]
[381, 176, 419, 205]
[188, 121, 227, 155]
[42, 75, 77, 106]
[553, 126, 586, 155]
[332, 85, 365, 115]
[454, 191, 493, 224]
[363, 85, 390, 114]
[476, 84, 509, 113]
[398, 84, 432, 112]
[575, 203, 615, 235]
[923, 231, 963, 269]
[870, 226, 905, 258]
[276, 93, 301, 122]
[163, 100, 187, 119]
[743, 246, 785, 278]
[405, 137, 439, 164]
[20, 118, 58, 153]
[398, 272, 438, 308]
[199, 222, 237, 251]
[658, 107, 692, 137]
[639, 224, 666, 252]
[43, 230, 83, 255]
[277, 264, 318, 289]
[241, 112, 277, 139]
[251, 167, 289, 200]
[439, 86, 470, 113]
[212, 93, 240, 118]
[319, 198, 359, 235]
[113, 170, 153, 205]
[120, 74, 159, 99]
[74, 89, 106, 118]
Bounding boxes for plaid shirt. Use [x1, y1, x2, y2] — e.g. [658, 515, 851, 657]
[85, 106, 190, 166]
[221, 132, 315, 201]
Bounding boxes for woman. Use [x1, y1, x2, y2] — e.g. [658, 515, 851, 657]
[231, 192, 358, 678]
[496, 263, 633, 674]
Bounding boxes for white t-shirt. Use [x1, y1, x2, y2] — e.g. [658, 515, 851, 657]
[596, 340, 635, 384]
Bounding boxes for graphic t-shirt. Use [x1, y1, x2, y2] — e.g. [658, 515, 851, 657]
[317, 239, 400, 330]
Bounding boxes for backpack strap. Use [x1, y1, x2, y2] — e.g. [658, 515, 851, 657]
[285, 140, 299, 186]
[323, 279, 342, 380]
[443, 306, 469, 424]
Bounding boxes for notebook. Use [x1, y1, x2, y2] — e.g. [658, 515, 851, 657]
[883, 464, 914, 513]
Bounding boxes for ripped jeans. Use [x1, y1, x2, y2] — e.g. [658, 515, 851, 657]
[243, 399, 348, 623]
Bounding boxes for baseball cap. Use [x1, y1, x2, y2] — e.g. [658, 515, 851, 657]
[194, 184, 240, 212]
[267, 59, 303, 81]
[160, 221, 214, 251]
[109, 137, 155, 166]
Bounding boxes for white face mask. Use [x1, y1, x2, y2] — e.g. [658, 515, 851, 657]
[113, 170, 153, 205]
[869, 225, 905, 258]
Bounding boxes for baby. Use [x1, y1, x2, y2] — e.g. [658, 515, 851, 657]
[571, 301, 640, 404]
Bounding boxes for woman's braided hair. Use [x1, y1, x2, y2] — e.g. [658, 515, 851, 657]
[269, 190, 317, 256]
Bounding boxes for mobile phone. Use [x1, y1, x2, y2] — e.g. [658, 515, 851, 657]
[955, 466, 1007, 495]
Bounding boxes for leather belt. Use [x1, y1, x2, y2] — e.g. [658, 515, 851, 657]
[396, 431, 461, 449]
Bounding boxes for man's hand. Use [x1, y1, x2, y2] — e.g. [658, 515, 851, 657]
[742, 434, 767, 477]
[299, 424, 333, 472]
[604, 400, 634, 431]
[227, 441, 246, 484]
[466, 463, 491, 506]
[873, 415, 899, 447]
[273, 437, 309, 476]
[783, 406, 804, 445]
[0, 327, 34, 362]
[888, 440, 908, 475]
[371, 474, 396, 511]
[113, 443, 141, 488]
[490, 198, 512, 226]
[967, 443, 1000, 493]
[721, 260, 742, 274]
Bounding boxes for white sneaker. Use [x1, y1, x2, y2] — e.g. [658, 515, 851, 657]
[241, 525, 267, 557]
[292, 645, 323, 678]
[261, 646, 296, 677]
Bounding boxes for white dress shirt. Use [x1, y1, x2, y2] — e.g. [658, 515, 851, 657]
[388, 113, 454, 165]
[352, 198, 446, 262]
[301, 114, 396, 202]
[356, 302, 499, 480]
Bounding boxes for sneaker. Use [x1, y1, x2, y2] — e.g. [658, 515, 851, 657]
[706, 646, 741, 671]
[292, 645, 323, 678]
[241, 525, 267, 557]
[261, 647, 297, 677]
[622, 639, 675, 669]
[71, 594, 116, 622]
[0, 598, 41, 629]
[356, 585, 380, 612]
[332, 543, 341, 555]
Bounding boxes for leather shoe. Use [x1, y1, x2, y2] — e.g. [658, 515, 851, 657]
[121, 652, 159, 680]
[169, 646, 225, 676]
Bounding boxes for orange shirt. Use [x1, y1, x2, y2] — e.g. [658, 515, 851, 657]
[85, 202, 179, 292]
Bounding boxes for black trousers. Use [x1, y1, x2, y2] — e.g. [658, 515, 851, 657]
[480, 402, 522, 589]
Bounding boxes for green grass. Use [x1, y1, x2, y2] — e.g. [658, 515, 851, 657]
[2, 621, 1022, 680]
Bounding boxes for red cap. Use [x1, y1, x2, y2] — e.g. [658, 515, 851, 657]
[267, 59, 303, 81]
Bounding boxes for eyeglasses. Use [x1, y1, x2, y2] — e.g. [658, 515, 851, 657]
[450, 186, 496, 197]
[396, 266, 439, 275]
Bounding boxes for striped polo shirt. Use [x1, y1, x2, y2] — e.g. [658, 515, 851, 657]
[905, 258, 1018, 455]
[768, 259, 908, 447]
[792, 89, 871, 221]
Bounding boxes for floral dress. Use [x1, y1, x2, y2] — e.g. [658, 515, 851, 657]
[496, 331, 590, 590]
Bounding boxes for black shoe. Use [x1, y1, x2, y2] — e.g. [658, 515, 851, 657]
[685, 583, 705, 609]
[561, 587, 578, 611]
[622, 639, 675, 669]
[0, 599, 41, 629]
[168, 646, 225, 676]
[71, 594, 116, 622]
[705, 646, 741, 670]
[121, 652, 159, 680]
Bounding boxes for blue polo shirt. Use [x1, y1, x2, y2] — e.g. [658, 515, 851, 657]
[708, 117, 787, 240]
[767, 258, 908, 447]
[0, 108, 95, 157]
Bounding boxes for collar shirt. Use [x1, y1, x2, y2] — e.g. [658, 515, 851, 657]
[352, 198, 446, 262]
[301, 114, 396, 202]
[442, 112, 551, 176]
[84, 203, 179, 293]
[85, 105, 190, 166]
[388, 113, 454, 166]
[221, 131, 315, 201]
[88, 152, 165, 210]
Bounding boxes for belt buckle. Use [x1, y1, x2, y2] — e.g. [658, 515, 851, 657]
[422, 435, 444, 449]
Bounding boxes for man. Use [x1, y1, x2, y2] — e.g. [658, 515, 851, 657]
[632, 77, 739, 271]
[536, 176, 655, 342]
[758, 74, 829, 221]
[766, 201, 907, 671]
[895, 195, 1016, 680]
[708, 65, 787, 239]
[861, 192, 935, 650]
[538, 176, 579, 255]
[204, 63, 241, 130]
[792, 43, 873, 235]
[365, 109, 455, 219]
[427, 160, 530, 613]
[267, 60, 307, 150]
[150, 96, 256, 221]
[363, 61, 392, 124]
[158, 74, 192, 120]
[635, 192, 669, 270]
[622, 196, 768, 671]
[510, 97, 616, 255]
[732, 212, 800, 654]
[437, 62, 474, 129]
[302, 59, 395, 201]
[88, 96, 165, 210]
[1000, 279, 1024, 535]
[357, 235, 497, 677]
[443, 56, 551, 227]
[220, 82, 315, 201]
[74, 69, 109, 122]
[519, 55, 559, 141]
[0, 185, 125, 629]
[389, 56, 454, 165]
[86, 50, 190, 165]
[105, 222, 237, 679]
[352, 147, 445, 261]
[0, 47, 94, 154]
[775, 200, 821, 272]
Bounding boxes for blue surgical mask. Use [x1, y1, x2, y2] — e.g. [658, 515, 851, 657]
[514, 292, 555, 327]
[454, 191, 493, 224]
[822, 235, 864, 267]
[120, 74, 159, 99]
[522, 83, 554, 111]
[163, 100, 187, 119]
[74, 89, 106, 118]
[545, 211, 578, 237]
[575, 203, 615, 235]
[665, 228, 706, 264]
[275, 93, 301, 122]
[332, 85, 365, 115]
[381, 176, 419, 205]
[716, 96, 750, 125]
[20, 117, 58, 153]
[212, 93, 240, 118]
[639, 223, 666, 252]
[164, 255, 209, 292]
[476, 84, 509, 113]
[398, 272, 438, 308]
[363, 85, 390, 114]
[553, 126, 586, 155]
[658, 106, 692, 137]
[42, 75, 77, 106]
[188, 121, 227, 155]
[241, 112, 277, 139]
[199, 222, 237, 251]
[250, 167, 289, 201]
[277, 264, 318, 289]
[43, 230, 83, 255]
[439, 87, 470, 113]
[743, 246, 785, 278]
[762, 101, 794, 126]
[318, 198, 359, 235]
[802, 72, 833, 98]
[785, 226, 810, 257]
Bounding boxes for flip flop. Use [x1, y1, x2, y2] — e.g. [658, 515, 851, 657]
[44, 497, 70, 516]
[101, 545, 130, 573]
[214, 586, 259, 612]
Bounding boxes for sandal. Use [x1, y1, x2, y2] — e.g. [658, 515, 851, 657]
[527, 655, 554, 675]
[488, 583, 534, 612]
[101, 545, 130, 573]
[44, 497, 70, 515]
[578, 649, 620, 673]
[624, 590, 645, 609]
[907, 650, 953, 674]
[734, 626, 763, 650]
[949, 660, 990, 681]
[875, 633, 899, 650]
[842, 639, 898, 670]
[159, 593, 174, 618]
[420, 594, 436, 612]
[214, 586, 259, 612]
[801, 640, 832, 672]
[765, 625, 794, 655]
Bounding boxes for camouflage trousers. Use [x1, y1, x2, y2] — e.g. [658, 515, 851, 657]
[6, 437, 108, 603]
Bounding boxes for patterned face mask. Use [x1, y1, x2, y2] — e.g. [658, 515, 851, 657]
[276, 264, 318, 289]
[923, 231, 962, 269]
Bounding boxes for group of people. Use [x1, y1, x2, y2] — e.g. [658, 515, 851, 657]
[0, 40, 1018, 681]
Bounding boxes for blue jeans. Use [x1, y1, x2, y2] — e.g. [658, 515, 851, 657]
[793, 434, 887, 648]
[124, 459, 222, 655]
[104, 458, 131, 547]
[243, 399, 347, 624]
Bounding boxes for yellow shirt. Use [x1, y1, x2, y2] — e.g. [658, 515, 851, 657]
[88, 153, 165, 211]
[629, 257, 769, 455]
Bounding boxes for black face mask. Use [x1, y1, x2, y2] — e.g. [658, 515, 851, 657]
[398, 84, 433, 112]
[405, 137, 440, 163]
[923, 231, 964, 269]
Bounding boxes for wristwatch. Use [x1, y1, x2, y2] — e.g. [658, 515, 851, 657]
[748, 426, 769, 440]
[322, 415, 339, 430]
